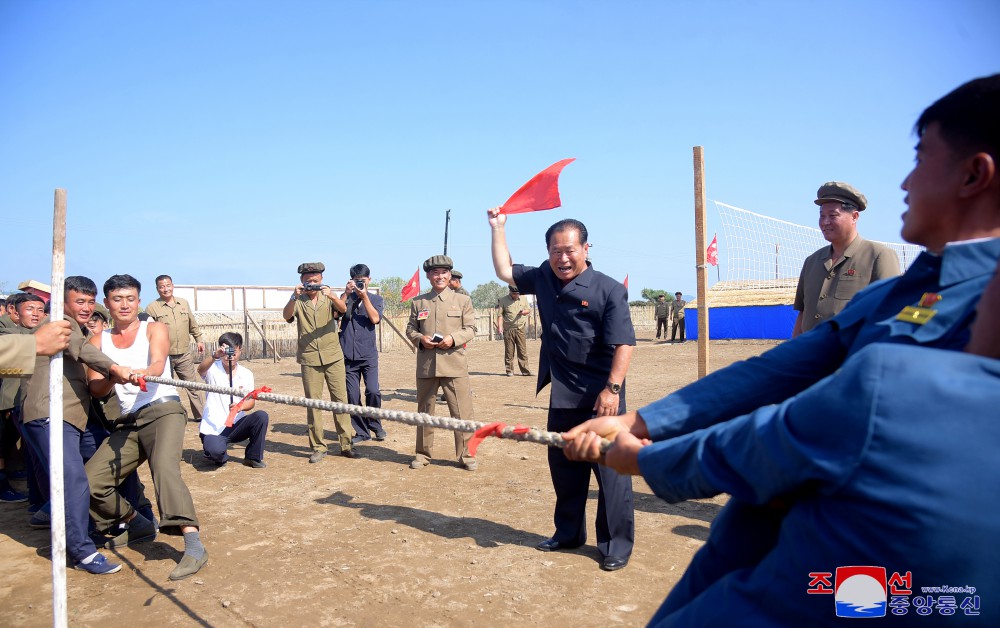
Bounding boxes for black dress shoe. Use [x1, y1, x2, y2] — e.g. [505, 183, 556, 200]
[536, 538, 580, 552]
[600, 556, 629, 572]
[340, 449, 360, 459]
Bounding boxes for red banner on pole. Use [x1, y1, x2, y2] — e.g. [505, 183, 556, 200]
[623, 274, 629, 289]
[401, 269, 420, 302]
[499, 158, 576, 215]
[707, 233, 719, 266]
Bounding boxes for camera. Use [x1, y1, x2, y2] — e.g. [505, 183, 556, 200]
[222, 344, 236, 358]
[353, 279, 365, 290]
[302, 283, 326, 291]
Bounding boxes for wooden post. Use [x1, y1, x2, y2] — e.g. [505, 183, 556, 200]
[380, 316, 416, 354]
[693, 147, 710, 378]
[49, 189, 69, 627]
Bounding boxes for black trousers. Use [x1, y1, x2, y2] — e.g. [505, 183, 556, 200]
[546, 407, 634, 560]
[655, 317, 669, 338]
[671, 317, 686, 341]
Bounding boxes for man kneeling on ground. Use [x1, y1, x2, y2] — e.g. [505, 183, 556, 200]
[198, 332, 269, 468]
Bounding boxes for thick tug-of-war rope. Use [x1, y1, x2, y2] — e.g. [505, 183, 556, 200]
[138, 375, 614, 455]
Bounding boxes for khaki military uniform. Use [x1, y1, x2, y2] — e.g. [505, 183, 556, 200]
[497, 294, 532, 375]
[22, 317, 115, 430]
[145, 297, 205, 419]
[794, 236, 901, 334]
[290, 294, 352, 454]
[671, 299, 687, 342]
[654, 300, 670, 339]
[0, 324, 30, 412]
[405, 288, 476, 466]
[0, 335, 35, 378]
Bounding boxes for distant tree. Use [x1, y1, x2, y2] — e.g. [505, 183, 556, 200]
[640, 288, 673, 303]
[373, 276, 407, 315]
[629, 300, 650, 307]
[471, 281, 507, 309]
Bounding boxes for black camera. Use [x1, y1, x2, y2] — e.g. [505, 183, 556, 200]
[353, 279, 365, 289]
[222, 344, 236, 358]
[303, 283, 326, 291]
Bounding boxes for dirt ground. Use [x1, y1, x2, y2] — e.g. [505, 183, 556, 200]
[0, 334, 778, 627]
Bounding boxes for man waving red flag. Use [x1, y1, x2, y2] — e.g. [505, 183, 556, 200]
[401, 269, 420, 302]
[500, 158, 576, 215]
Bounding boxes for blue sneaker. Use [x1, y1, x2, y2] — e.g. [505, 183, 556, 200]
[0, 488, 28, 503]
[74, 553, 122, 575]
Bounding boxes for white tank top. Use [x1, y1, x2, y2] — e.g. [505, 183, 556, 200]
[101, 321, 178, 415]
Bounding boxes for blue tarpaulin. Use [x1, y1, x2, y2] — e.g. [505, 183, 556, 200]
[685, 305, 796, 340]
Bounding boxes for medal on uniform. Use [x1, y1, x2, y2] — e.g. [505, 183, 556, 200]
[417, 310, 429, 320]
[895, 292, 942, 325]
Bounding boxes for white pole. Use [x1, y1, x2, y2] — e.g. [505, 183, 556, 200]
[49, 189, 68, 628]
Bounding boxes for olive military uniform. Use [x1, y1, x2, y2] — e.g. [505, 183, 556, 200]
[145, 296, 205, 418]
[289, 293, 353, 455]
[406, 286, 477, 467]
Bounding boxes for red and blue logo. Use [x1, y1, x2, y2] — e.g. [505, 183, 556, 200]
[836, 566, 887, 618]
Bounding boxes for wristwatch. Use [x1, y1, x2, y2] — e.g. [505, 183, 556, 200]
[606, 381, 622, 394]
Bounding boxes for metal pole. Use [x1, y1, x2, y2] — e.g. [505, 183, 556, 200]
[443, 209, 451, 255]
[49, 189, 69, 628]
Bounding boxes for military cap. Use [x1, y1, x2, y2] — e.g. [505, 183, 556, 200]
[450, 270, 463, 279]
[422, 255, 454, 271]
[90, 307, 110, 323]
[297, 262, 325, 274]
[509, 285, 519, 292]
[814, 181, 867, 211]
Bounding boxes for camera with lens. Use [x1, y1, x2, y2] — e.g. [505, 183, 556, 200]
[353, 279, 365, 290]
[222, 344, 236, 358]
[302, 283, 326, 291]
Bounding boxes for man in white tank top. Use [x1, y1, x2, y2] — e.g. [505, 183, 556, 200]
[84, 274, 209, 581]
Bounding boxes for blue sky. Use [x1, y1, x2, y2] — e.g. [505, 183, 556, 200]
[2, 1, 998, 300]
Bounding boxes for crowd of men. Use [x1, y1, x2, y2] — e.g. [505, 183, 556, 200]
[1, 73, 997, 623]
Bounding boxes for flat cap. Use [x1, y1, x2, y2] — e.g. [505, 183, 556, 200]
[450, 270, 463, 279]
[814, 181, 867, 211]
[509, 285, 519, 292]
[422, 255, 453, 271]
[297, 262, 325, 274]
[90, 306, 110, 323]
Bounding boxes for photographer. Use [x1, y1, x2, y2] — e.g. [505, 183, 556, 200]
[339, 264, 386, 443]
[282, 262, 355, 462]
[197, 332, 269, 468]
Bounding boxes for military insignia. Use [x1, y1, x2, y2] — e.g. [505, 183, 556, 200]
[896, 306, 937, 325]
[845, 269, 856, 276]
[417, 310, 429, 320]
[918, 292, 942, 307]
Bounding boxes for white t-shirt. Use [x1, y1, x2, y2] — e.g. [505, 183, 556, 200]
[199, 360, 255, 436]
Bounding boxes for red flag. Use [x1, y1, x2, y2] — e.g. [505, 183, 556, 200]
[623, 274, 629, 289]
[706, 233, 719, 266]
[499, 158, 576, 215]
[401, 269, 420, 302]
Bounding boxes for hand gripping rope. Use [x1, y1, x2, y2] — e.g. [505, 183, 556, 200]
[137, 375, 613, 455]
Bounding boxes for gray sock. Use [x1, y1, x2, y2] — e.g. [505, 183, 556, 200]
[183, 530, 205, 559]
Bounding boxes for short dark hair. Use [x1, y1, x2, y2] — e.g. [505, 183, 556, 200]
[916, 74, 1000, 161]
[103, 274, 142, 296]
[65, 275, 97, 298]
[218, 331, 243, 348]
[18, 293, 44, 306]
[349, 264, 371, 279]
[545, 219, 589, 249]
[155, 275, 172, 284]
[6, 293, 25, 310]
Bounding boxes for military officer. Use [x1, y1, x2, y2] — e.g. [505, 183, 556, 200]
[145, 275, 206, 419]
[670, 292, 687, 342]
[654, 294, 670, 340]
[496, 285, 532, 376]
[282, 262, 356, 462]
[448, 270, 471, 296]
[406, 255, 477, 471]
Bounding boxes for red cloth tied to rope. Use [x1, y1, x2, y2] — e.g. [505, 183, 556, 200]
[468, 422, 531, 456]
[226, 386, 272, 427]
[136, 375, 148, 392]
